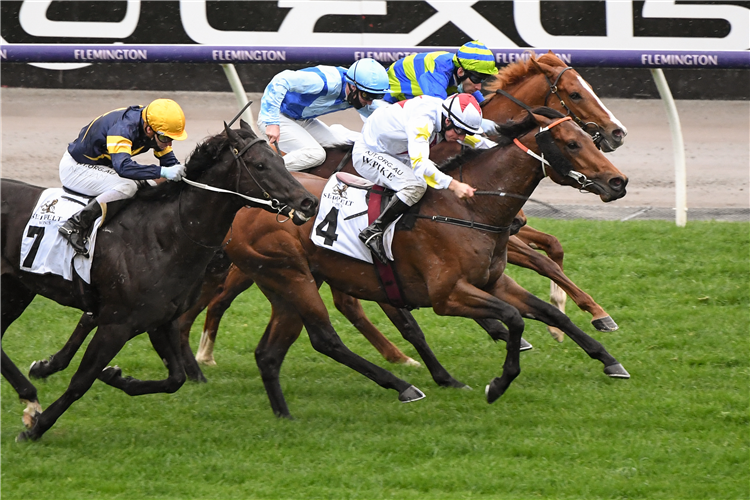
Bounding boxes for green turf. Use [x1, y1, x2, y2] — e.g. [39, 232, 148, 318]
[2, 220, 748, 499]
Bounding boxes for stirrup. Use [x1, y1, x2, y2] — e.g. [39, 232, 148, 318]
[363, 233, 388, 264]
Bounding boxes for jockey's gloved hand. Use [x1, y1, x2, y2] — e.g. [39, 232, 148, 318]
[161, 164, 186, 182]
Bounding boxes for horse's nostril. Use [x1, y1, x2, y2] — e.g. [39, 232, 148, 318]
[609, 177, 623, 190]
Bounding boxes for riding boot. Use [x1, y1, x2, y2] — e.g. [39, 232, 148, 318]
[359, 196, 410, 264]
[58, 200, 102, 258]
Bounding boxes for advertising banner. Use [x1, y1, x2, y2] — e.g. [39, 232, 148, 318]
[2, 1, 748, 97]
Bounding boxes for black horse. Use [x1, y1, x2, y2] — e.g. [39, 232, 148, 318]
[1, 121, 318, 441]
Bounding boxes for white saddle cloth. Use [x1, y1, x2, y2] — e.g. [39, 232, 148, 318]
[20, 188, 102, 283]
[310, 173, 399, 263]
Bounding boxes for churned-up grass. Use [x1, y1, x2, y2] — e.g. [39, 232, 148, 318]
[2, 219, 748, 499]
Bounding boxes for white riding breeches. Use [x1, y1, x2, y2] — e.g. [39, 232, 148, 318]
[258, 115, 359, 172]
[59, 150, 138, 202]
[352, 142, 426, 206]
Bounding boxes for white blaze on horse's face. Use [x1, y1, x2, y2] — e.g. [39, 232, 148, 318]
[576, 75, 628, 134]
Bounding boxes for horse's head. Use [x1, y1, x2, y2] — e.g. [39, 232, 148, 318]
[522, 107, 628, 202]
[529, 53, 628, 152]
[204, 120, 317, 224]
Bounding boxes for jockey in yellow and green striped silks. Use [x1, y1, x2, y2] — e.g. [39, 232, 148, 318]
[384, 40, 498, 105]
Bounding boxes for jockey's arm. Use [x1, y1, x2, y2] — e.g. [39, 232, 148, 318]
[107, 132, 177, 180]
[406, 118, 453, 190]
[258, 69, 326, 126]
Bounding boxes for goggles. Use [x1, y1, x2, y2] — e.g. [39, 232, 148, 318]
[360, 90, 385, 102]
[155, 131, 175, 143]
[463, 70, 486, 84]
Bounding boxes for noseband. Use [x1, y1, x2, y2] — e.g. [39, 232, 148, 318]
[542, 66, 605, 149]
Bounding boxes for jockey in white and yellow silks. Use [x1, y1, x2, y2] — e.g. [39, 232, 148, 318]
[353, 93, 483, 263]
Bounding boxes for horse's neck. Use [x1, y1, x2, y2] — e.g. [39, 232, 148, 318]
[179, 183, 242, 245]
[459, 146, 545, 227]
[485, 74, 548, 121]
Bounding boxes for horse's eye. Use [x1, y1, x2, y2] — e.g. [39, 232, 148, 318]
[569, 92, 582, 100]
[255, 163, 265, 170]
[567, 141, 580, 150]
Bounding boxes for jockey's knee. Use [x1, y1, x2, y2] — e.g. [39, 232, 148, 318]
[283, 146, 326, 171]
[114, 183, 138, 198]
[398, 182, 426, 206]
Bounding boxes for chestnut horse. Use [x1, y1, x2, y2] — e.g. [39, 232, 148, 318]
[187, 52, 627, 372]
[216, 108, 629, 417]
[1, 122, 318, 441]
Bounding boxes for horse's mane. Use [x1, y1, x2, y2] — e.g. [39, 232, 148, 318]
[136, 128, 256, 201]
[439, 106, 566, 173]
[482, 51, 567, 100]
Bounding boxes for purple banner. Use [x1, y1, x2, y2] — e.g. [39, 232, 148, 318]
[1, 44, 748, 69]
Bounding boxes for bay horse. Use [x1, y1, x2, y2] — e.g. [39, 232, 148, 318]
[28, 53, 626, 385]
[1, 121, 318, 441]
[212, 107, 629, 417]
[185, 52, 627, 372]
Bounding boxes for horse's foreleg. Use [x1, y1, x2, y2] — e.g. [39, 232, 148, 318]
[99, 321, 187, 396]
[2, 279, 42, 428]
[473, 319, 534, 351]
[430, 280, 525, 403]
[257, 278, 423, 409]
[493, 274, 629, 379]
[507, 235, 617, 335]
[29, 312, 97, 379]
[331, 289, 418, 366]
[17, 323, 133, 442]
[196, 265, 256, 366]
[378, 302, 469, 389]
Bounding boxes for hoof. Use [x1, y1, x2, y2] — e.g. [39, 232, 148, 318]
[520, 338, 533, 351]
[604, 363, 630, 379]
[28, 360, 50, 379]
[398, 385, 425, 403]
[399, 357, 421, 368]
[16, 431, 32, 443]
[592, 316, 619, 332]
[547, 326, 565, 342]
[485, 377, 511, 404]
[99, 365, 122, 383]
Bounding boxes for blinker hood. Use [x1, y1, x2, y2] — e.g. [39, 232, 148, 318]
[534, 129, 574, 177]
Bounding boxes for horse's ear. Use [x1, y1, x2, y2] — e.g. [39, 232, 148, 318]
[223, 121, 242, 146]
[239, 119, 257, 137]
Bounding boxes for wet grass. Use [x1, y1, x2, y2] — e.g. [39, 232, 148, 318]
[2, 219, 748, 499]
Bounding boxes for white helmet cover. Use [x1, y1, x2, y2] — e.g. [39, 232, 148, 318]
[441, 93, 483, 134]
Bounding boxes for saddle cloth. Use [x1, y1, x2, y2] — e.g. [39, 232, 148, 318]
[310, 173, 399, 263]
[20, 188, 101, 284]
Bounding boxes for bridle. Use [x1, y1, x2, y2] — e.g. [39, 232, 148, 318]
[542, 66, 605, 148]
[490, 89, 595, 190]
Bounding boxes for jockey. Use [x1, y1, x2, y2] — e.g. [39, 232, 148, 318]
[257, 58, 390, 172]
[384, 40, 498, 105]
[353, 93, 482, 263]
[58, 98, 188, 257]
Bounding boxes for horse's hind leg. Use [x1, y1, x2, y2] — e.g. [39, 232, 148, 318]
[473, 319, 534, 351]
[196, 265, 256, 366]
[1, 279, 42, 428]
[377, 302, 469, 389]
[331, 289, 419, 366]
[29, 312, 97, 379]
[99, 321, 187, 396]
[254, 302, 305, 418]
[493, 274, 629, 379]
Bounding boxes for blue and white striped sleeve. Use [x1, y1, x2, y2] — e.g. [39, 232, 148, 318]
[258, 70, 327, 125]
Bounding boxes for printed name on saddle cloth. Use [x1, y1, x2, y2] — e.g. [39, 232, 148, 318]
[311, 175, 399, 264]
[20, 188, 101, 283]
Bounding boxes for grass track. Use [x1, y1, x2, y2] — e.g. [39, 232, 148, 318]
[2, 219, 748, 499]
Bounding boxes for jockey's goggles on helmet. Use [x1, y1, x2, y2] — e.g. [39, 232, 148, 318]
[463, 70, 486, 84]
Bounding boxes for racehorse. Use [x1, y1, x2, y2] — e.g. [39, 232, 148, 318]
[212, 107, 629, 417]
[186, 51, 628, 371]
[1, 121, 318, 441]
[28, 53, 627, 386]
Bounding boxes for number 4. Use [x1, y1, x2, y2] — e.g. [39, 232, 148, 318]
[315, 207, 339, 246]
